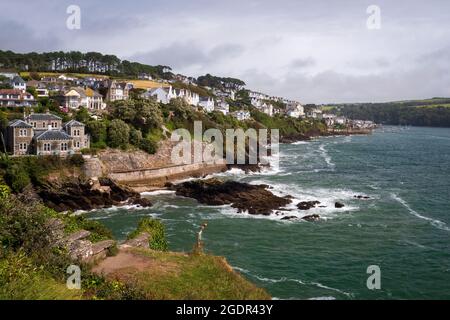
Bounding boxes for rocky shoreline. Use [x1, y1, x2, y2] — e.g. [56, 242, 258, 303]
[168, 178, 292, 215]
[37, 177, 152, 212]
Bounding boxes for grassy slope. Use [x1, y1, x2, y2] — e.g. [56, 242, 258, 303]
[99, 248, 271, 300]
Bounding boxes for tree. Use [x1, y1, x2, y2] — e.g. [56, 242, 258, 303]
[75, 107, 90, 123]
[87, 120, 107, 144]
[129, 126, 143, 146]
[107, 119, 130, 149]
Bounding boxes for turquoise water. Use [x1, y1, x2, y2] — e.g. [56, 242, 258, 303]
[89, 126, 450, 300]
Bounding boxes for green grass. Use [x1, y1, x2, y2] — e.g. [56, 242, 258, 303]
[0, 253, 82, 300]
[113, 248, 271, 300]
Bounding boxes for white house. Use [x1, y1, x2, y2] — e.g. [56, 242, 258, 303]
[62, 87, 106, 110]
[214, 99, 230, 115]
[322, 114, 337, 126]
[286, 102, 305, 118]
[174, 88, 199, 106]
[306, 108, 323, 119]
[142, 86, 175, 104]
[232, 110, 251, 121]
[259, 102, 274, 116]
[10, 76, 27, 92]
[199, 96, 215, 113]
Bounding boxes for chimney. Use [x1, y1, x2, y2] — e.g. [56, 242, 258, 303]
[48, 124, 52, 131]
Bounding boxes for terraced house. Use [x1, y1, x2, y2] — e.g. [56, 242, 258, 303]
[4, 112, 90, 156]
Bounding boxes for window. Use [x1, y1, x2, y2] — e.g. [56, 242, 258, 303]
[75, 141, 80, 148]
[61, 142, 68, 151]
[19, 143, 27, 151]
[43, 143, 51, 151]
[42, 122, 46, 128]
[19, 129, 27, 137]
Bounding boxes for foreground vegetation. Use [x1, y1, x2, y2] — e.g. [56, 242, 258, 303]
[0, 185, 269, 300]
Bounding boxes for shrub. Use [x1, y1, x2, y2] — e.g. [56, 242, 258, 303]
[107, 119, 130, 149]
[4, 164, 31, 193]
[69, 154, 85, 166]
[127, 218, 168, 251]
[140, 138, 158, 154]
[129, 127, 143, 146]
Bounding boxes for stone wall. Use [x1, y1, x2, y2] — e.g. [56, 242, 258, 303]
[108, 162, 227, 188]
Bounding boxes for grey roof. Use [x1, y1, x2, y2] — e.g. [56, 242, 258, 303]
[9, 119, 33, 128]
[27, 113, 62, 121]
[11, 75, 25, 84]
[64, 119, 85, 128]
[36, 130, 73, 141]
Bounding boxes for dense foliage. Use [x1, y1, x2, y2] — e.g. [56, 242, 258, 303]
[332, 99, 450, 127]
[197, 73, 246, 91]
[0, 50, 173, 79]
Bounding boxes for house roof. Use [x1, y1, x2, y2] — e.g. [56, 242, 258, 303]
[11, 75, 25, 84]
[67, 87, 102, 98]
[8, 119, 33, 128]
[0, 89, 23, 95]
[27, 113, 62, 121]
[64, 119, 85, 128]
[36, 130, 73, 141]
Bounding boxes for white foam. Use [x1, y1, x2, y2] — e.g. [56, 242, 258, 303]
[233, 266, 352, 298]
[318, 144, 335, 169]
[391, 194, 450, 232]
[141, 190, 176, 196]
[291, 141, 310, 145]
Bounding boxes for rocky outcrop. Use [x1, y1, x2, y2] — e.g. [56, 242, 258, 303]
[37, 177, 152, 212]
[354, 195, 371, 200]
[297, 201, 321, 210]
[60, 229, 116, 263]
[121, 232, 150, 249]
[301, 214, 321, 222]
[281, 214, 321, 222]
[169, 178, 292, 216]
[335, 202, 345, 208]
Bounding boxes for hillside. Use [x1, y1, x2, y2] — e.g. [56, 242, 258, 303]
[326, 97, 450, 127]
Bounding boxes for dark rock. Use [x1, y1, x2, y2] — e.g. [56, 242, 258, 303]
[301, 214, 321, 222]
[335, 202, 345, 208]
[281, 216, 299, 221]
[170, 178, 291, 216]
[297, 201, 321, 210]
[37, 177, 146, 212]
[130, 197, 153, 208]
[354, 195, 371, 200]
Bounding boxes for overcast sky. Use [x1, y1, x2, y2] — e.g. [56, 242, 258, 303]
[1, 0, 450, 103]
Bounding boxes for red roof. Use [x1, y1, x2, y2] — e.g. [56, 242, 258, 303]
[0, 89, 23, 95]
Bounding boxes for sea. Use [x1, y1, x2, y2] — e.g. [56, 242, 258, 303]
[88, 126, 450, 300]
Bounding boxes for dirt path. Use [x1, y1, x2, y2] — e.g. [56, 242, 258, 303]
[91, 249, 179, 277]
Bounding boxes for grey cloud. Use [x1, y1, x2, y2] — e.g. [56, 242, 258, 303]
[130, 42, 245, 69]
[0, 19, 61, 52]
[289, 57, 316, 69]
